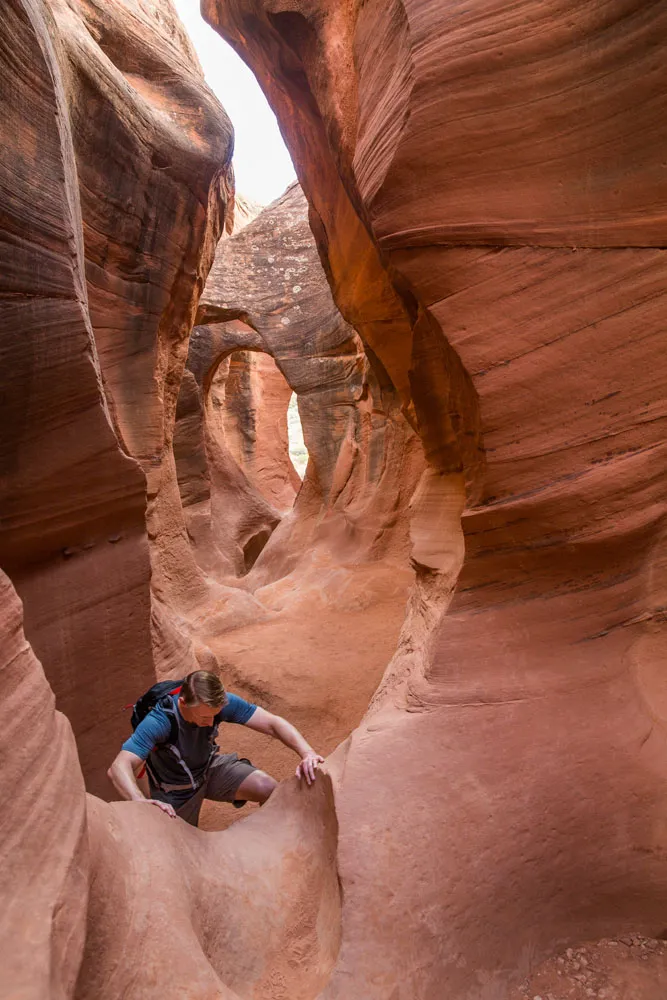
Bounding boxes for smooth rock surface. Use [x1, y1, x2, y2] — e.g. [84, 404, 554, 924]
[0, 569, 341, 1000]
[204, 2, 667, 996]
[0, 0, 231, 794]
[183, 182, 423, 585]
[0, 570, 88, 1000]
[174, 183, 421, 815]
[4, 1, 667, 997]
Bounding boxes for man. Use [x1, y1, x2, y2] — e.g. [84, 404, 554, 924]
[108, 670, 323, 826]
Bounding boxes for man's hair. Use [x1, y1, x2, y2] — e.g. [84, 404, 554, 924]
[180, 670, 227, 709]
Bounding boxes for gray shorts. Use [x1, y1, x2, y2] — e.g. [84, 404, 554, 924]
[176, 753, 257, 827]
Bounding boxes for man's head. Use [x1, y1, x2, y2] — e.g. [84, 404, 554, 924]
[178, 670, 227, 727]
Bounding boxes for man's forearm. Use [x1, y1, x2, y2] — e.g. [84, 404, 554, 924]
[108, 755, 146, 802]
[270, 715, 314, 759]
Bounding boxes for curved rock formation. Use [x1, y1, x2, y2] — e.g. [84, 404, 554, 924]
[0, 569, 88, 1000]
[1, 566, 340, 1000]
[0, 0, 231, 795]
[202, 2, 667, 997]
[180, 182, 423, 586]
[4, 1, 667, 997]
[173, 182, 421, 819]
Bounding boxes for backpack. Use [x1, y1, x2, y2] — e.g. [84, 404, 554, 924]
[130, 679, 184, 744]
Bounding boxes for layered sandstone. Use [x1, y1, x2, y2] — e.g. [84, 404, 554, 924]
[4, 1, 667, 998]
[0, 0, 231, 796]
[0, 570, 88, 1000]
[179, 182, 423, 587]
[203, 2, 667, 997]
[173, 183, 421, 821]
[0, 567, 341, 1000]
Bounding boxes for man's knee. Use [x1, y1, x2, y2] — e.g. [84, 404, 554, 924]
[237, 769, 277, 804]
[252, 770, 278, 803]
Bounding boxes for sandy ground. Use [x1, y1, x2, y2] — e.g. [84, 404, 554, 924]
[508, 935, 667, 1000]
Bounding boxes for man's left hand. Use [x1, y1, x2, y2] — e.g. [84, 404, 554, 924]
[296, 752, 324, 785]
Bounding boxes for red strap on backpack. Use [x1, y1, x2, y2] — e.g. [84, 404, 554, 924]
[124, 684, 184, 779]
[123, 684, 182, 711]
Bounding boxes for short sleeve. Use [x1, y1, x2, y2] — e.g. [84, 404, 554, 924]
[218, 693, 257, 726]
[121, 709, 172, 759]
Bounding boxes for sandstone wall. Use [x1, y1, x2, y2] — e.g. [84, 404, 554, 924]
[182, 182, 423, 589]
[172, 182, 422, 823]
[216, 349, 299, 513]
[0, 566, 342, 1000]
[203, 1, 667, 995]
[0, 569, 88, 1000]
[0, 0, 232, 795]
[4, 1, 667, 997]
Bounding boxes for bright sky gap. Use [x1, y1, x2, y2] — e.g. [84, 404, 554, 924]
[173, 1, 296, 206]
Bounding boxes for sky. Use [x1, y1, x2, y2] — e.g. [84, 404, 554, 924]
[173, 0, 296, 206]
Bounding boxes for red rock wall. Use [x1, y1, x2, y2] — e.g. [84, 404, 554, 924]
[217, 349, 299, 514]
[171, 184, 422, 818]
[0, 0, 231, 795]
[175, 320, 285, 582]
[1, 3, 354, 995]
[192, 183, 424, 588]
[204, 1, 667, 996]
[0, 0, 153, 797]
[0, 570, 89, 1000]
[0, 567, 342, 1000]
[4, 1, 667, 997]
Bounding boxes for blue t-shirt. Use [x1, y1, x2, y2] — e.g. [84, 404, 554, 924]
[122, 693, 257, 804]
[122, 692, 257, 760]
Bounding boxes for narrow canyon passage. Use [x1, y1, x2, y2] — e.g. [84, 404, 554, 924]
[2, 1, 667, 999]
[168, 181, 421, 833]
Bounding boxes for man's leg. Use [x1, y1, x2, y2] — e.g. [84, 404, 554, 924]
[234, 768, 277, 804]
[205, 752, 277, 808]
[146, 775, 203, 827]
[175, 786, 206, 827]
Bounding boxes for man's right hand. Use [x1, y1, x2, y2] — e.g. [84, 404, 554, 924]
[146, 799, 176, 818]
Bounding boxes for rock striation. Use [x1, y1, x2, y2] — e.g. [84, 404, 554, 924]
[0, 569, 88, 1000]
[172, 182, 421, 821]
[3, 1, 667, 998]
[0, 0, 232, 795]
[177, 181, 423, 588]
[202, 2, 667, 997]
[1, 566, 341, 1000]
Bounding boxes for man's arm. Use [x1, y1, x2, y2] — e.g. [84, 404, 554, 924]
[107, 749, 176, 817]
[108, 711, 177, 817]
[243, 707, 324, 785]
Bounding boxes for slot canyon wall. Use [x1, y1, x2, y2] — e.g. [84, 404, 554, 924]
[0, 0, 419, 993]
[2, 1, 667, 999]
[200, 0, 667, 997]
[203, 0, 667, 1000]
[0, 0, 234, 796]
[172, 181, 423, 824]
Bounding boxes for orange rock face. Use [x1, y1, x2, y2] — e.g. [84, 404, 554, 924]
[4, 0, 667, 997]
[218, 349, 300, 513]
[1, 568, 341, 1000]
[0, 570, 88, 1000]
[0, 0, 231, 796]
[179, 182, 422, 585]
[173, 183, 421, 823]
[202, 2, 667, 997]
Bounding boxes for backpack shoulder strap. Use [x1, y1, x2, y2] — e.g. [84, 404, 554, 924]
[159, 695, 179, 745]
